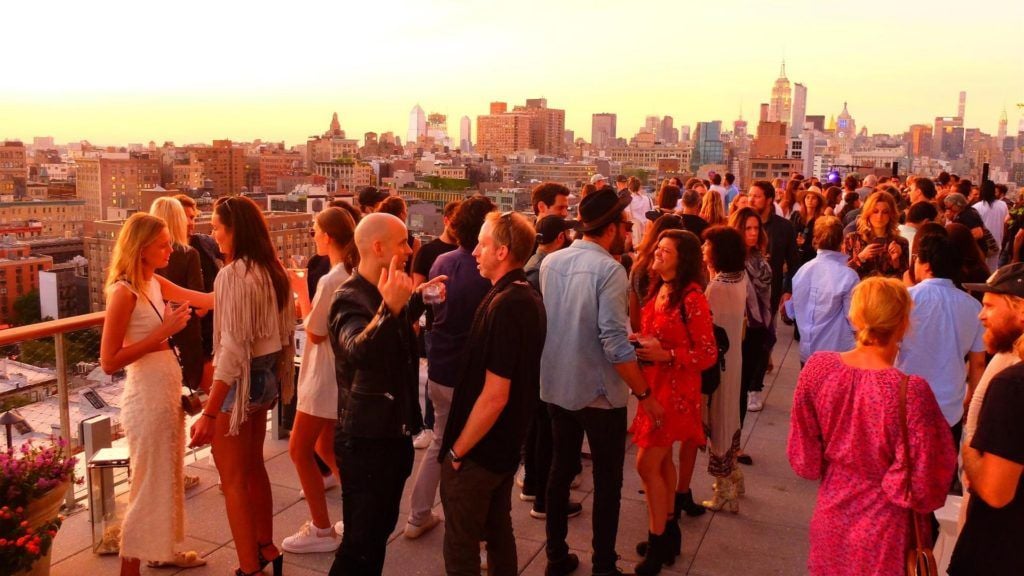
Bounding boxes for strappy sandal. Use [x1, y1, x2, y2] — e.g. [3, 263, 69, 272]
[147, 550, 207, 569]
[258, 541, 283, 576]
[183, 475, 200, 491]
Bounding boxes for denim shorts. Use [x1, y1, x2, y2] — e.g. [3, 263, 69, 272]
[220, 352, 281, 413]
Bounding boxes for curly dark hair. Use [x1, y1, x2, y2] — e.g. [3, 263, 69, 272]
[450, 195, 496, 250]
[644, 230, 704, 310]
[702, 225, 745, 274]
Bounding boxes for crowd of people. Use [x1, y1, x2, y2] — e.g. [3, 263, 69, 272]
[96, 169, 1023, 576]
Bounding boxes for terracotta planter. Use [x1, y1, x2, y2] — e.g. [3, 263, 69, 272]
[16, 481, 69, 576]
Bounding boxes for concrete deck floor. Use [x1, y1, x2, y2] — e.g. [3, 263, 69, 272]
[50, 324, 814, 575]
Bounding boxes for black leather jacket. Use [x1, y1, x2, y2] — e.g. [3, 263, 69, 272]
[329, 271, 424, 439]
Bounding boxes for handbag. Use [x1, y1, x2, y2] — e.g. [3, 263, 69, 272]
[147, 298, 208, 416]
[679, 289, 730, 395]
[898, 374, 938, 576]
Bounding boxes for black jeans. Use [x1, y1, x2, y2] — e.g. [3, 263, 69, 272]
[330, 434, 414, 576]
[740, 325, 772, 426]
[546, 404, 626, 573]
[522, 400, 581, 511]
[440, 458, 517, 576]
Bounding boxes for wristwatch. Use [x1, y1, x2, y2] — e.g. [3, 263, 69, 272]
[633, 387, 652, 401]
[448, 448, 463, 463]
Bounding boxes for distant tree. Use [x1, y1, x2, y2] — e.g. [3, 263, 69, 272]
[12, 290, 42, 326]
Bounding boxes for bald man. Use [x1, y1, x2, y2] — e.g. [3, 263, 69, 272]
[328, 213, 446, 575]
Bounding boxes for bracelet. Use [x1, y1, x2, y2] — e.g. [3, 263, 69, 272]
[201, 412, 217, 420]
[633, 387, 652, 401]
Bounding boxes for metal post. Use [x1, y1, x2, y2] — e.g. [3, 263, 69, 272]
[54, 332, 75, 509]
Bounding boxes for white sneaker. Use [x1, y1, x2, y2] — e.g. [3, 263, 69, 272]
[413, 429, 434, 449]
[403, 512, 441, 539]
[747, 391, 764, 412]
[300, 473, 341, 499]
[281, 521, 340, 554]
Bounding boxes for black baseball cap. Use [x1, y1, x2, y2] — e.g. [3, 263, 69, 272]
[963, 263, 1024, 298]
[536, 216, 580, 244]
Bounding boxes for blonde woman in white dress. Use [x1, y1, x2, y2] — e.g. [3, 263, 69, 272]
[100, 213, 215, 576]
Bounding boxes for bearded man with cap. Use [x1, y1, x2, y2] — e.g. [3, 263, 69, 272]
[949, 263, 1024, 575]
[539, 188, 665, 576]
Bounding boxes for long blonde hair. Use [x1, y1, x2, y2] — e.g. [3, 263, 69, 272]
[856, 191, 900, 241]
[105, 213, 167, 302]
[700, 189, 726, 225]
[149, 196, 189, 247]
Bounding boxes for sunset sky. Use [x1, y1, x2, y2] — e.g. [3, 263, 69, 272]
[3, 0, 1022, 147]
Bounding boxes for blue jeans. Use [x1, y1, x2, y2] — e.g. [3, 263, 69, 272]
[219, 352, 281, 412]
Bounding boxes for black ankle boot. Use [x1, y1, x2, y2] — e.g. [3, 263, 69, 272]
[633, 531, 664, 575]
[665, 518, 681, 563]
[675, 490, 707, 517]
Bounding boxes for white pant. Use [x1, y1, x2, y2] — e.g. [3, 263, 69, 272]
[407, 380, 453, 526]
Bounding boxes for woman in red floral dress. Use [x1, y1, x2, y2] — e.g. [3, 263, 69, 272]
[631, 229, 718, 574]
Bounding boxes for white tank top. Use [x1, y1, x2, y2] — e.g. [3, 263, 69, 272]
[122, 279, 164, 345]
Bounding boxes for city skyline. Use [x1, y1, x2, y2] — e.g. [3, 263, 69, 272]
[2, 0, 1022, 146]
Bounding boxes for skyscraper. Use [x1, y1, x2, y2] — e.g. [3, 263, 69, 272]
[691, 121, 724, 171]
[791, 83, 807, 137]
[998, 107, 1008, 141]
[660, 116, 676, 144]
[408, 104, 426, 144]
[836, 102, 857, 151]
[591, 113, 617, 149]
[958, 91, 967, 122]
[515, 99, 566, 156]
[768, 61, 792, 124]
[460, 116, 472, 151]
[645, 116, 660, 134]
[426, 112, 449, 146]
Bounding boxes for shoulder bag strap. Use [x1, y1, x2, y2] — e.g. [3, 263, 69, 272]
[144, 297, 185, 382]
[900, 374, 938, 576]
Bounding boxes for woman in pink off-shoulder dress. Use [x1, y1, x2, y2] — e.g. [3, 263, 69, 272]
[787, 277, 956, 576]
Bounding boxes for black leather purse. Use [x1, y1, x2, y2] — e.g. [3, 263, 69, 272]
[679, 289, 730, 395]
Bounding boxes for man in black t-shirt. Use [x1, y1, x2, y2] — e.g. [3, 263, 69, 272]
[439, 211, 546, 576]
[948, 362, 1024, 575]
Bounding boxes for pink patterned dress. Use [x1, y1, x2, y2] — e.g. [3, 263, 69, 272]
[631, 284, 718, 448]
[787, 352, 956, 576]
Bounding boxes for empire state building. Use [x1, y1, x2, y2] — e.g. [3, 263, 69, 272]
[768, 61, 792, 125]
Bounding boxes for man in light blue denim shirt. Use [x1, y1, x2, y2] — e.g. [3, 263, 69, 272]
[897, 234, 986, 455]
[538, 188, 664, 576]
[790, 216, 858, 365]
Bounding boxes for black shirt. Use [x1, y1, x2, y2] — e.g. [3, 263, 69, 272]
[412, 237, 457, 330]
[680, 214, 709, 239]
[948, 363, 1024, 575]
[440, 269, 546, 474]
[953, 206, 989, 254]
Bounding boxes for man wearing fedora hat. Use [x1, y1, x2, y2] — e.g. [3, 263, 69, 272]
[539, 188, 665, 576]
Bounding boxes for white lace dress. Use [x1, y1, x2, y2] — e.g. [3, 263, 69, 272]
[116, 279, 186, 562]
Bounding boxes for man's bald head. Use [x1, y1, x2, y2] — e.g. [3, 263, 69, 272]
[355, 212, 412, 274]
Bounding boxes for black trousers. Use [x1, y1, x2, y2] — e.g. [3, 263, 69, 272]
[740, 325, 772, 426]
[522, 400, 582, 511]
[546, 404, 626, 573]
[330, 434, 414, 576]
[440, 458, 517, 576]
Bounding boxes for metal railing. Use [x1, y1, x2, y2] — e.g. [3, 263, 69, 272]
[0, 312, 106, 508]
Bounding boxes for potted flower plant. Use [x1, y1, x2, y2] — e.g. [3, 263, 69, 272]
[0, 439, 78, 576]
